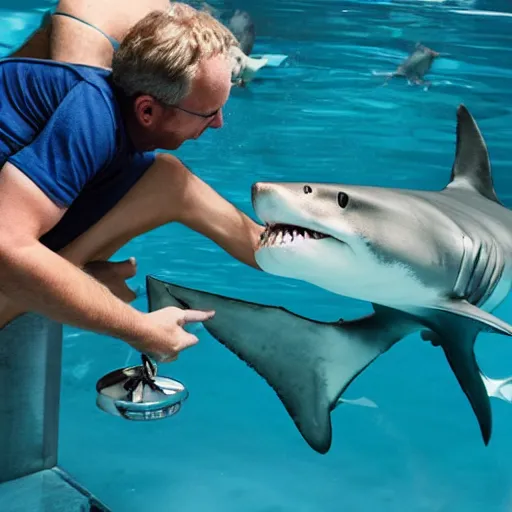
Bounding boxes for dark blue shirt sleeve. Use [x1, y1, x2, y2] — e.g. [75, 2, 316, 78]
[8, 82, 117, 208]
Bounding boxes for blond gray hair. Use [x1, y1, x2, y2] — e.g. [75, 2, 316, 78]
[112, 3, 238, 105]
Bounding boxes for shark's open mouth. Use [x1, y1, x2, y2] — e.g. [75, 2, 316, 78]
[259, 223, 330, 248]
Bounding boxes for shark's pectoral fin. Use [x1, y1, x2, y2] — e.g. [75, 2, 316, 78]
[146, 277, 418, 454]
[442, 334, 491, 444]
[433, 299, 512, 336]
[413, 300, 512, 445]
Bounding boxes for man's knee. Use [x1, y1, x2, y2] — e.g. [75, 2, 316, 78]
[155, 152, 180, 166]
[154, 152, 190, 177]
[148, 152, 191, 193]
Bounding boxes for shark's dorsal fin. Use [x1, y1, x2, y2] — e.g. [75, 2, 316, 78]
[444, 105, 500, 204]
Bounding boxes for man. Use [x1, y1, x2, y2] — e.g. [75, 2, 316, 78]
[0, 5, 263, 363]
[8, 0, 263, 296]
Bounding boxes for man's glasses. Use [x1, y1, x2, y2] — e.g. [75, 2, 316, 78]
[171, 104, 220, 120]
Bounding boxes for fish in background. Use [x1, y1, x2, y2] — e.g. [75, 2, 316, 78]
[197, 2, 288, 86]
[373, 43, 440, 87]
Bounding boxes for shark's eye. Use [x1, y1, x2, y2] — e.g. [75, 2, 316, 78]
[303, 185, 313, 194]
[337, 192, 349, 208]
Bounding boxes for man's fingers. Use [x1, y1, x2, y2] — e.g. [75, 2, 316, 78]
[120, 284, 137, 303]
[160, 332, 198, 361]
[158, 353, 179, 364]
[150, 352, 178, 364]
[177, 332, 199, 351]
[181, 309, 215, 324]
[83, 259, 138, 302]
[146, 331, 195, 363]
[114, 258, 137, 278]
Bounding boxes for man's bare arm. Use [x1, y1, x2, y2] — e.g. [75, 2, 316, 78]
[0, 162, 213, 359]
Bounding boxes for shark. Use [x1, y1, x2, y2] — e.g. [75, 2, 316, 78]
[147, 104, 512, 454]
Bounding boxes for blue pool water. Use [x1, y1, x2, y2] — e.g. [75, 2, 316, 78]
[3, 0, 512, 510]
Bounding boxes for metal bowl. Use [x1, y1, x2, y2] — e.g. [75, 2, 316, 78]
[96, 355, 189, 421]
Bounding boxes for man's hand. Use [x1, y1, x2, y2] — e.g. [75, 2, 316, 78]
[135, 307, 215, 362]
[84, 258, 138, 302]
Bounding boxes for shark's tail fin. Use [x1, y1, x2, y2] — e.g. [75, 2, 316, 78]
[146, 277, 418, 454]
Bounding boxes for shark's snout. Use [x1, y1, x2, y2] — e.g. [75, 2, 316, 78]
[252, 182, 297, 222]
[251, 183, 259, 206]
[251, 182, 269, 205]
[252, 182, 280, 224]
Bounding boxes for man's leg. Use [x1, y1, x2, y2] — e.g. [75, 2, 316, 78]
[60, 154, 189, 265]
[60, 152, 262, 267]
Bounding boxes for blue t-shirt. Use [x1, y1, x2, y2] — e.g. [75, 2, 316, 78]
[0, 57, 155, 251]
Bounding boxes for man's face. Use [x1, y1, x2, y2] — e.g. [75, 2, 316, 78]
[153, 53, 232, 150]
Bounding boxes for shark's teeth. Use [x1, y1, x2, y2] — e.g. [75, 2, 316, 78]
[259, 223, 329, 248]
